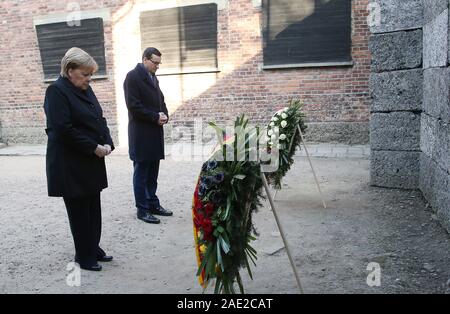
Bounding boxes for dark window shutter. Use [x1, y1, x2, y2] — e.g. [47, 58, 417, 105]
[36, 18, 106, 80]
[263, 0, 352, 66]
[140, 3, 218, 71]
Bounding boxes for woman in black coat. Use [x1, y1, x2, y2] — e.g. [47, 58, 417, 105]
[44, 47, 114, 271]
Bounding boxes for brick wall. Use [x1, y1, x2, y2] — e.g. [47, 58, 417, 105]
[0, 0, 121, 144]
[0, 0, 371, 145]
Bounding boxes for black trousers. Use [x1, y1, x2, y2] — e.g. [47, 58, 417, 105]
[63, 192, 105, 267]
[133, 160, 160, 212]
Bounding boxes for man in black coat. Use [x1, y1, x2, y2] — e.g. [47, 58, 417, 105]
[123, 47, 172, 224]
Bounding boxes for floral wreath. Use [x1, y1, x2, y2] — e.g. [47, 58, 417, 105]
[265, 100, 307, 189]
[192, 101, 306, 293]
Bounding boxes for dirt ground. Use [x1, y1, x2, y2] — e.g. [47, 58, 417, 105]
[0, 153, 449, 294]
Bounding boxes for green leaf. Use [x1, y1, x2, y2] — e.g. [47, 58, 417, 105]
[246, 247, 258, 260]
[209, 122, 224, 145]
[214, 277, 222, 294]
[236, 272, 245, 294]
[244, 130, 258, 146]
[196, 258, 207, 277]
[243, 254, 253, 280]
[224, 196, 231, 220]
[205, 243, 217, 277]
[282, 154, 289, 165]
[246, 249, 257, 266]
[232, 186, 238, 201]
[246, 243, 257, 254]
[196, 242, 213, 276]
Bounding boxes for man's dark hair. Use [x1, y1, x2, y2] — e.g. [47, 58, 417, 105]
[142, 47, 162, 61]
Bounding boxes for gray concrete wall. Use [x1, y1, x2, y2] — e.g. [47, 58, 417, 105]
[369, 0, 423, 190]
[370, 0, 450, 234]
[420, 0, 450, 234]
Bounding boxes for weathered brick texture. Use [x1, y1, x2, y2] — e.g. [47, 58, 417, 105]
[0, 0, 371, 144]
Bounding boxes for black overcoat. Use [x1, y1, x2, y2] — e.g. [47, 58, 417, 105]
[123, 63, 169, 162]
[43, 76, 114, 198]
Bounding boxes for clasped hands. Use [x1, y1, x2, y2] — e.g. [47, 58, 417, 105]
[95, 144, 112, 158]
[158, 112, 168, 126]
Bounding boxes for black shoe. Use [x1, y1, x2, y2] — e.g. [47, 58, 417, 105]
[137, 211, 160, 224]
[149, 205, 173, 216]
[97, 255, 113, 262]
[80, 263, 102, 271]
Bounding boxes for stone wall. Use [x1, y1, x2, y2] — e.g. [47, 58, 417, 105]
[369, 0, 423, 189]
[420, 0, 450, 233]
[370, 0, 450, 234]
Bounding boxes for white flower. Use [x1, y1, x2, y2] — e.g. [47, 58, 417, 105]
[270, 122, 275, 127]
[281, 113, 288, 119]
[283, 107, 289, 112]
[268, 129, 273, 136]
[279, 134, 287, 141]
[272, 116, 278, 122]
[281, 120, 287, 128]
[273, 126, 279, 134]
[271, 134, 277, 141]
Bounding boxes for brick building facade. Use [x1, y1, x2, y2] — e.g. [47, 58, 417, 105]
[0, 0, 371, 146]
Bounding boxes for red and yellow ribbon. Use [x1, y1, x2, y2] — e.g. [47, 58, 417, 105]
[192, 176, 207, 288]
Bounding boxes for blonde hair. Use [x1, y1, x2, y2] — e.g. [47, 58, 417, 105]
[60, 47, 98, 78]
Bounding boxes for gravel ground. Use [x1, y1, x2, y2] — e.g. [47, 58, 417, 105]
[0, 154, 449, 294]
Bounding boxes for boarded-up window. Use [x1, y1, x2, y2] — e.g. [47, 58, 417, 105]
[36, 18, 106, 80]
[140, 4, 218, 73]
[263, 0, 352, 67]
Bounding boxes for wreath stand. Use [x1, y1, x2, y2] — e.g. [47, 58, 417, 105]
[261, 173, 304, 294]
[272, 124, 327, 209]
[259, 125, 328, 294]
